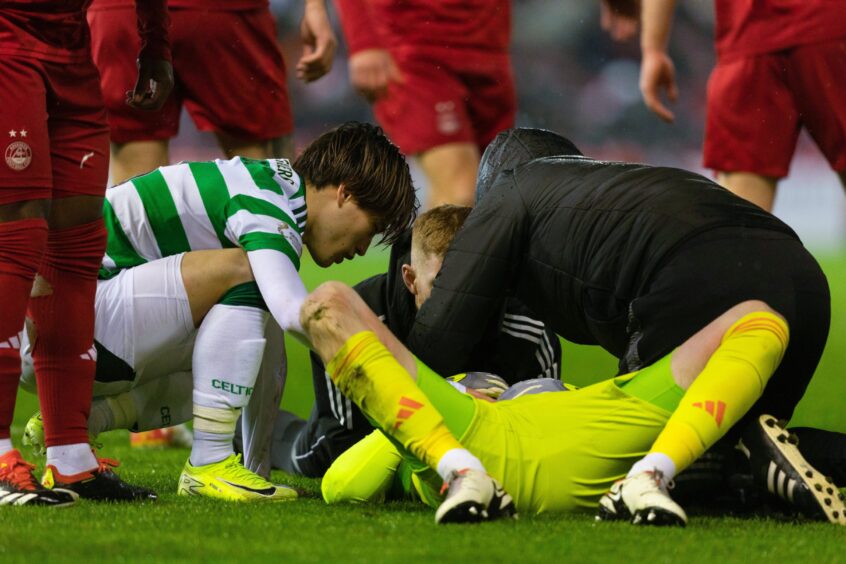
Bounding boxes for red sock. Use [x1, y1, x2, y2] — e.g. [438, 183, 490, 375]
[29, 220, 106, 447]
[0, 219, 48, 440]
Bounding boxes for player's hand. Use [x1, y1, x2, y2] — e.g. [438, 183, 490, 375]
[600, 0, 640, 42]
[348, 49, 403, 103]
[639, 48, 677, 122]
[126, 58, 174, 111]
[296, 0, 337, 83]
[447, 372, 510, 400]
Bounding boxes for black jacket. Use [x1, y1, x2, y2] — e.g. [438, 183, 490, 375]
[313, 230, 561, 426]
[406, 129, 797, 376]
[295, 230, 561, 476]
[354, 231, 560, 382]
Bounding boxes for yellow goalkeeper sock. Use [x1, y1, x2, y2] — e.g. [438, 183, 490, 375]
[645, 311, 790, 476]
[327, 331, 471, 473]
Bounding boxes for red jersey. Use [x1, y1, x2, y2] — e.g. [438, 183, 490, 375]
[335, 0, 510, 55]
[0, 0, 170, 63]
[715, 0, 846, 60]
[89, 0, 268, 11]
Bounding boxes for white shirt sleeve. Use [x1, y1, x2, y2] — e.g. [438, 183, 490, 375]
[247, 248, 308, 337]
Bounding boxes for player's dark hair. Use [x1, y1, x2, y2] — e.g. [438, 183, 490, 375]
[412, 204, 472, 258]
[293, 122, 418, 245]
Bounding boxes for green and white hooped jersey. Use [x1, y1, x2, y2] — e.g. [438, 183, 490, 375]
[100, 157, 307, 279]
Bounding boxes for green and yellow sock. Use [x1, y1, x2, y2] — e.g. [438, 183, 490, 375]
[635, 311, 789, 478]
[327, 331, 472, 473]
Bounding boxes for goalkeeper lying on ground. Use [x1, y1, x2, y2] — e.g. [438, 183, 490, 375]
[300, 280, 846, 525]
[254, 204, 560, 478]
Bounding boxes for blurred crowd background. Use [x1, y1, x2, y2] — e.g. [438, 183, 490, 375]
[166, 0, 846, 251]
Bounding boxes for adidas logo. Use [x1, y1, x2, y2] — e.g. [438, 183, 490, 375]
[692, 400, 726, 426]
[393, 396, 424, 431]
[79, 345, 97, 362]
[0, 335, 21, 350]
[0, 490, 38, 506]
[766, 460, 797, 503]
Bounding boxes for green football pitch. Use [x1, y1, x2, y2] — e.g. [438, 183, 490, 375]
[3, 248, 845, 562]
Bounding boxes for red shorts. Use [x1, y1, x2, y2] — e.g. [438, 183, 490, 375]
[88, 6, 292, 144]
[374, 46, 516, 155]
[704, 38, 846, 178]
[0, 56, 109, 205]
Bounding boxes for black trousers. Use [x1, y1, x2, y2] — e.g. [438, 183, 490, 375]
[623, 227, 830, 425]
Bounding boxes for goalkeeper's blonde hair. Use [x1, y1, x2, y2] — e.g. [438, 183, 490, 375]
[412, 205, 472, 258]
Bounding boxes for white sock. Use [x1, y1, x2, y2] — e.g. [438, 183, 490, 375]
[46, 443, 97, 475]
[87, 398, 115, 437]
[190, 430, 234, 467]
[627, 452, 677, 480]
[191, 304, 267, 469]
[436, 448, 485, 481]
[0, 438, 13, 455]
[88, 391, 139, 437]
[131, 371, 193, 432]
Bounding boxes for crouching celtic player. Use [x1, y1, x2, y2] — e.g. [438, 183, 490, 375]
[300, 281, 846, 525]
[22, 123, 416, 502]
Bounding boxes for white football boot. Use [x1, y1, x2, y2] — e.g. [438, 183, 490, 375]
[435, 468, 517, 524]
[597, 469, 688, 526]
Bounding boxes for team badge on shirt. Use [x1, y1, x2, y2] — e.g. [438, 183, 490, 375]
[5, 130, 31, 171]
[278, 222, 302, 255]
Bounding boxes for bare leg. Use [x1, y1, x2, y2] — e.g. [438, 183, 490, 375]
[417, 142, 480, 208]
[670, 299, 781, 389]
[638, 301, 787, 475]
[716, 171, 779, 211]
[216, 132, 294, 160]
[301, 281, 417, 377]
[110, 140, 170, 185]
[180, 248, 255, 326]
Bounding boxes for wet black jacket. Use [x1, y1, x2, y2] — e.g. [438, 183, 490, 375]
[406, 130, 796, 376]
[313, 230, 561, 424]
[346, 231, 560, 383]
[295, 231, 561, 476]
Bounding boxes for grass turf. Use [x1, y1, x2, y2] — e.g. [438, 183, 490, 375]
[3, 248, 845, 562]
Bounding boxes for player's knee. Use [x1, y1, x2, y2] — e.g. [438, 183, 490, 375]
[320, 464, 350, 504]
[321, 461, 380, 505]
[728, 299, 785, 324]
[723, 300, 790, 374]
[301, 281, 356, 335]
